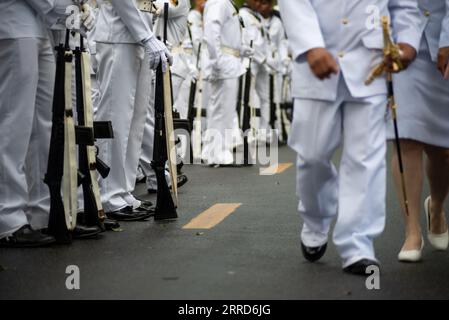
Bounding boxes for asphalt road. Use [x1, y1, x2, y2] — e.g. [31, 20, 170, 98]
[1, 145, 449, 300]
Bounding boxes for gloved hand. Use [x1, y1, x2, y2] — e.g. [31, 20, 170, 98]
[240, 45, 255, 58]
[208, 64, 220, 81]
[281, 57, 292, 75]
[143, 36, 173, 72]
[80, 3, 95, 31]
[266, 56, 279, 73]
[187, 63, 199, 81]
[151, 2, 163, 17]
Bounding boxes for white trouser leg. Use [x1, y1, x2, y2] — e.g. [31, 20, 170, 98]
[334, 94, 387, 268]
[172, 74, 188, 118]
[25, 38, 55, 230]
[291, 77, 387, 266]
[95, 43, 149, 212]
[0, 38, 40, 237]
[255, 68, 271, 142]
[290, 97, 342, 247]
[202, 78, 239, 165]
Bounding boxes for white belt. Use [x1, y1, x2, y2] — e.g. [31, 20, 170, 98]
[221, 46, 240, 58]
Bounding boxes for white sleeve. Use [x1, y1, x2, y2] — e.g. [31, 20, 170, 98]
[278, 0, 325, 60]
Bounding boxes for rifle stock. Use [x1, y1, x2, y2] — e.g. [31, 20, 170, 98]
[45, 33, 73, 244]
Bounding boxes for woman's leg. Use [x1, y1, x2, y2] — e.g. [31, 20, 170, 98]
[391, 139, 425, 250]
[424, 144, 449, 234]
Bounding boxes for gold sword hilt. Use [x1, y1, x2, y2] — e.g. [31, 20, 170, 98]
[365, 16, 404, 85]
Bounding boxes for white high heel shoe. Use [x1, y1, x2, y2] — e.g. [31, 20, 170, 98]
[398, 237, 424, 262]
[424, 196, 449, 251]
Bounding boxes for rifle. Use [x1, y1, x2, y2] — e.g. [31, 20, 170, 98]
[365, 16, 409, 216]
[187, 42, 202, 132]
[45, 30, 75, 243]
[279, 74, 291, 143]
[74, 29, 113, 228]
[242, 41, 254, 166]
[151, 2, 178, 220]
[187, 41, 202, 163]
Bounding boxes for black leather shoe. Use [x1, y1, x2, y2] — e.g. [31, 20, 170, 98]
[72, 224, 101, 239]
[106, 206, 153, 221]
[175, 174, 188, 188]
[137, 199, 154, 211]
[103, 218, 121, 231]
[136, 176, 146, 184]
[0, 225, 55, 248]
[147, 175, 189, 194]
[301, 241, 327, 262]
[343, 259, 380, 276]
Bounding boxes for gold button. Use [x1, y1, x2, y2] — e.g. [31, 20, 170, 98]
[424, 10, 430, 17]
[338, 51, 345, 58]
[342, 18, 349, 25]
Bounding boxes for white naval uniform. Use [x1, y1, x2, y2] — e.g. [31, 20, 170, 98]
[239, 6, 269, 141]
[279, 0, 422, 267]
[201, 0, 246, 165]
[153, 0, 191, 118]
[140, 0, 190, 192]
[389, 0, 449, 148]
[94, 0, 154, 212]
[262, 14, 288, 141]
[188, 9, 209, 125]
[0, 0, 73, 238]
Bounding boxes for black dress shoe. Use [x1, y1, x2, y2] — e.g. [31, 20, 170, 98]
[137, 199, 154, 211]
[72, 224, 101, 239]
[136, 176, 146, 184]
[103, 218, 121, 231]
[176, 174, 188, 188]
[106, 206, 153, 221]
[147, 175, 188, 194]
[0, 225, 55, 248]
[343, 259, 380, 276]
[301, 241, 327, 262]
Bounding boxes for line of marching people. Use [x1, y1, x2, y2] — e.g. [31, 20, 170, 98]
[0, 0, 292, 247]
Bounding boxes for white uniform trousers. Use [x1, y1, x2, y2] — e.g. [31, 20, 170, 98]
[290, 76, 387, 268]
[172, 73, 192, 119]
[95, 43, 150, 212]
[0, 38, 55, 237]
[202, 78, 239, 165]
[255, 67, 271, 141]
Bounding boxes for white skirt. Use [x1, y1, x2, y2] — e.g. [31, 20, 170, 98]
[388, 40, 449, 148]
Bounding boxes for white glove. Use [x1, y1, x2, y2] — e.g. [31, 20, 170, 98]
[240, 45, 255, 58]
[80, 3, 95, 31]
[143, 36, 173, 72]
[266, 56, 279, 73]
[208, 64, 220, 81]
[282, 58, 292, 75]
[151, 2, 163, 17]
[187, 63, 199, 81]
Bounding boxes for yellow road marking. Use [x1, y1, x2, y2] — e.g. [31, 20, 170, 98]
[183, 203, 242, 229]
[259, 162, 293, 175]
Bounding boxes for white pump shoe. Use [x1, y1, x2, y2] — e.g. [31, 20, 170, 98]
[424, 196, 449, 251]
[398, 237, 424, 262]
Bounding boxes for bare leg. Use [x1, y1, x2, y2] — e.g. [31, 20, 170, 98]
[391, 139, 424, 250]
[424, 144, 449, 234]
